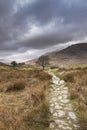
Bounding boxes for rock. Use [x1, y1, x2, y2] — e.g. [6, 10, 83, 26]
[68, 112, 77, 120]
[59, 80, 65, 85]
[55, 104, 62, 110]
[50, 108, 54, 114]
[58, 96, 62, 100]
[52, 97, 57, 102]
[61, 99, 69, 104]
[62, 90, 68, 94]
[53, 112, 58, 117]
[49, 123, 55, 129]
[58, 110, 65, 117]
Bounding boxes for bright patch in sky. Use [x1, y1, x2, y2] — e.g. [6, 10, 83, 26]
[17, 0, 35, 5]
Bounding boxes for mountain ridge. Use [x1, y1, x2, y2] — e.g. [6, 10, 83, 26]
[25, 43, 87, 67]
[46, 43, 87, 66]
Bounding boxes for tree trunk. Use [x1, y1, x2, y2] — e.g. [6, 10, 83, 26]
[42, 66, 45, 70]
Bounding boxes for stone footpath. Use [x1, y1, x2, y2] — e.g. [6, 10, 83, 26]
[47, 72, 78, 130]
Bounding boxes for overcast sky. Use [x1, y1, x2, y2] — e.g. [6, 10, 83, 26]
[0, 0, 87, 62]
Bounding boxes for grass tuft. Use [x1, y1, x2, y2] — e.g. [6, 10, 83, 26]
[6, 80, 25, 92]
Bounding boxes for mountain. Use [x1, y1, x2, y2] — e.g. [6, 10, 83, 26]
[46, 43, 87, 66]
[0, 62, 8, 66]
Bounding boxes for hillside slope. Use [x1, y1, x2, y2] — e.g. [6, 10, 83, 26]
[0, 62, 8, 66]
[47, 43, 87, 66]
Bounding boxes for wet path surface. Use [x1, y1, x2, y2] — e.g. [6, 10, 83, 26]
[47, 72, 78, 130]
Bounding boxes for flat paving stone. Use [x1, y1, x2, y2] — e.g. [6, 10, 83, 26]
[61, 99, 69, 104]
[49, 123, 55, 129]
[47, 72, 78, 130]
[68, 112, 77, 120]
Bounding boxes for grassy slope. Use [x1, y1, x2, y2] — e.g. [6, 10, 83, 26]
[0, 66, 51, 130]
[55, 65, 87, 130]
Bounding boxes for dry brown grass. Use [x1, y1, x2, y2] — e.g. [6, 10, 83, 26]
[57, 67, 87, 130]
[0, 68, 51, 130]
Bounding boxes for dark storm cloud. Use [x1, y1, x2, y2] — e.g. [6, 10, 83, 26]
[14, 0, 60, 26]
[0, 0, 16, 49]
[13, 0, 87, 49]
[0, 0, 87, 53]
[14, 0, 87, 26]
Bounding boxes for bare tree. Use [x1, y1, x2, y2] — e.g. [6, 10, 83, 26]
[36, 56, 49, 70]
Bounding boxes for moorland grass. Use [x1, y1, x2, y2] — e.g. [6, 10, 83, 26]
[0, 67, 51, 130]
[57, 66, 87, 130]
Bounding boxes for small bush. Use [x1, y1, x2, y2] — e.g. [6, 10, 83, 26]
[63, 74, 74, 82]
[50, 65, 58, 69]
[69, 89, 79, 100]
[6, 80, 25, 92]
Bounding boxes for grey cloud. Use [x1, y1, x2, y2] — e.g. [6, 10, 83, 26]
[14, 0, 87, 26]
[0, 0, 15, 17]
[12, 0, 87, 49]
[14, 0, 66, 29]
[0, 0, 87, 59]
[0, 0, 16, 49]
[20, 25, 73, 49]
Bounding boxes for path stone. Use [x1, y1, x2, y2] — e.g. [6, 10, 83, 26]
[58, 111, 65, 118]
[49, 123, 55, 129]
[61, 99, 69, 103]
[47, 72, 78, 130]
[68, 112, 77, 120]
[58, 96, 62, 100]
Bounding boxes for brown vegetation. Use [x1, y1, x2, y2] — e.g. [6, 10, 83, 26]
[57, 66, 87, 130]
[0, 68, 51, 130]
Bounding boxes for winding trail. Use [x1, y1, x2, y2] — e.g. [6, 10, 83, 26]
[47, 72, 78, 130]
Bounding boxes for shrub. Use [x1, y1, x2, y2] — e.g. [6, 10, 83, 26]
[69, 89, 79, 100]
[6, 80, 25, 92]
[63, 74, 74, 82]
